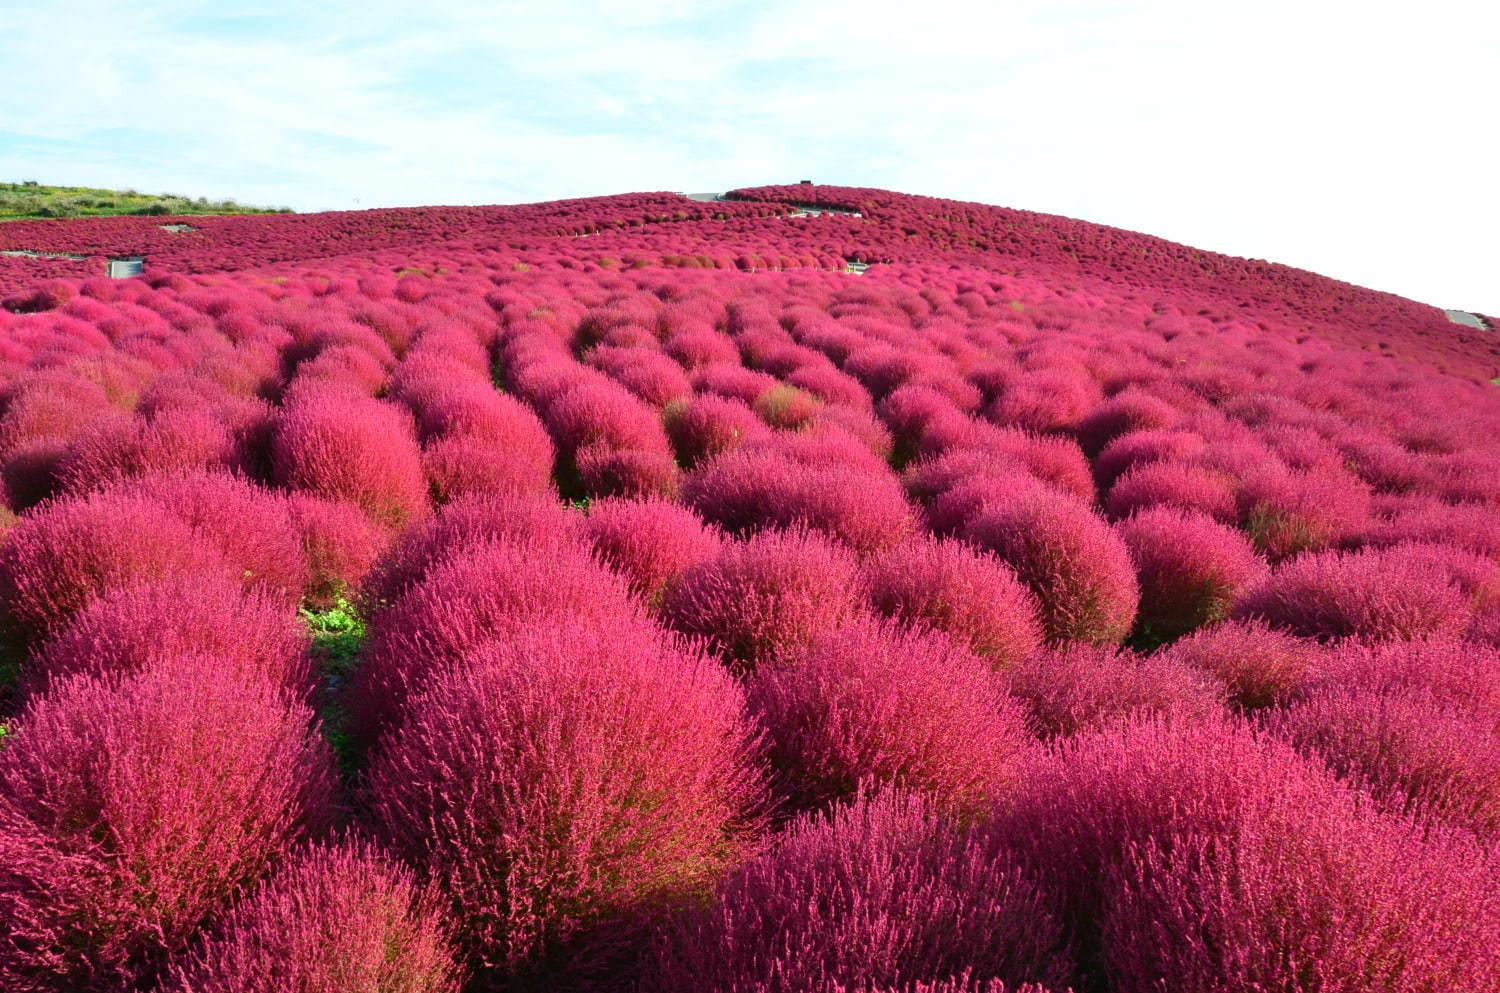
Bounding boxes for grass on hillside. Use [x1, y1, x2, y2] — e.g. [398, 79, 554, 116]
[0, 180, 292, 221]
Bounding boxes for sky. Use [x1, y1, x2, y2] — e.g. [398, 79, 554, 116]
[1, 0, 1496, 313]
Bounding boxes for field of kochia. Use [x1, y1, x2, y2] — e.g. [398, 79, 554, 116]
[0, 184, 1496, 992]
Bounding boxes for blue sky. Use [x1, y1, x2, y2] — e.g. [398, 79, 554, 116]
[1, 1, 1496, 313]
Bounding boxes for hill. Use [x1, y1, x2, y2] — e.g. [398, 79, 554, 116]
[0, 180, 291, 221]
[0, 182, 1497, 991]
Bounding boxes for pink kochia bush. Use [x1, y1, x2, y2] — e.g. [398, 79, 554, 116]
[351, 539, 639, 745]
[965, 490, 1139, 646]
[366, 623, 764, 988]
[748, 617, 1034, 816]
[1265, 684, 1500, 838]
[683, 447, 916, 556]
[0, 491, 238, 646]
[583, 496, 722, 605]
[1001, 643, 1224, 740]
[24, 572, 312, 698]
[0, 660, 336, 992]
[358, 491, 584, 611]
[284, 493, 391, 607]
[646, 790, 1075, 993]
[1154, 618, 1323, 710]
[1000, 717, 1500, 992]
[1116, 507, 1266, 644]
[1233, 544, 1473, 641]
[863, 537, 1043, 667]
[271, 385, 429, 529]
[661, 527, 864, 673]
[159, 842, 465, 993]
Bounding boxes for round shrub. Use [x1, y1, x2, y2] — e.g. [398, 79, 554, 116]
[56, 406, 245, 494]
[863, 537, 1043, 666]
[661, 527, 864, 673]
[1265, 684, 1500, 837]
[366, 624, 764, 988]
[0, 491, 234, 647]
[159, 842, 464, 993]
[111, 470, 310, 606]
[0, 659, 336, 991]
[542, 379, 671, 459]
[966, 491, 1140, 646]
[1233, 544, 1473, 641]
[583, 496, 722, 605]
[1117, 507, 1266, 644]
[1154, 619, 1323, 710]
[664, 394, 772, 468]
[983, 369, 1099, 435]
[1075, 388, 1179, 457]
[1000, 717, 1498, 992]
[351, 539, 640, 745]
[1310, 638, 1500, 731]
[575, 442, 682, 500]
[284, 493, 391, 608]
[749, 617, 1034, 816]
[683, 448, 916, 556]
[271, 387, 429, 529]
[1092, 429, 1205, 490]
[1237, 467, 1372, 560]
[360, 491, 584, 611]
[1001, 644, 1224, 739]
[25, 572, 312, 698]
[1104, 459, 1238, 522]
[646, 790, 1074, 993]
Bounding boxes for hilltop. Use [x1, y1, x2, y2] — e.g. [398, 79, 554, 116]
[0, 180, 291, 221]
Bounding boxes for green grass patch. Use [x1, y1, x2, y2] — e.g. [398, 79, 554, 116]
[0, 180, 292, 221]
[301, 596, 367, 778]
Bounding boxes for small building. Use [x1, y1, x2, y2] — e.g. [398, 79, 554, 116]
[107, 257, 146, 278]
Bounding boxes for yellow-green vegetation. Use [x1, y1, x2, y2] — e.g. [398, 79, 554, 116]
[0, 179, 292, 221]
[301, 595, 366, 777]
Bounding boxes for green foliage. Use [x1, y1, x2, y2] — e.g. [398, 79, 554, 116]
[301, 596, 367, 778]
[0, 181, 292, 221]
[301, 595, 366, 678]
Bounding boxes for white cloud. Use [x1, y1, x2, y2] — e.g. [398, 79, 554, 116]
[0, 0, 1495, 312]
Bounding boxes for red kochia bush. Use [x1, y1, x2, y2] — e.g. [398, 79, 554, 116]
[1001, 717, 1498, 992]
[574, 442, 682, 500]
[646, 790, 1074, 993]
[1237, 466, 1371, 560]
[1233, 544, 1472, 641]
[271, 386, 429, 529]
[1001, 644, 1224, 739]
[351, 539, 640, 745]
[366, 624, 764, 988]
[966, 491, 1139, 645]
[1311, 638, 1500, 725]
[423, 434, 555, 503]
[682, 448, 916, 555]
[110, 470, 310, 605]
[748, 618, 1034, 816]
[25, 572, 312, 698]
[1266, 685, 1500, 837]
[284, 493, 392, 607]
[0, 660, 336, 991]
[1104, 459, 1238, 522]
[661, 527, 864, 673]
[863, 537, 1043, 667]
[0, 491, 234, 647]
[1154, 619, 1323, 710]
[664, 394, 772, 467]
[160, 842, 464, 993]
[1117, 507, 1266, 644]
[55, 406, 246, 494]
[1075, 388, 1179, 456]
[359, 491, 584, 611]
[583, 496, 722, 605]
